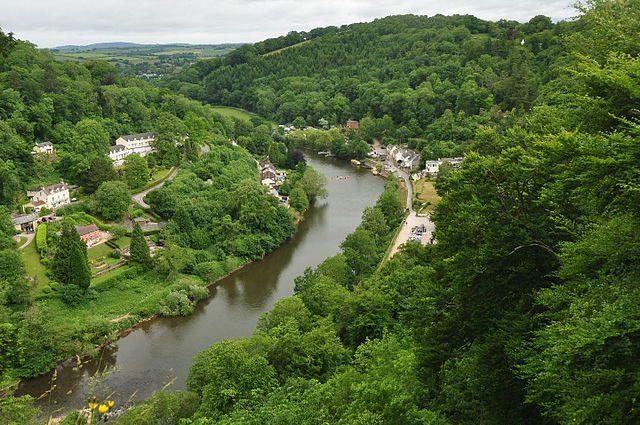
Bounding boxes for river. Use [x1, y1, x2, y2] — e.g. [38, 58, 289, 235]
[17, 155, 384, 416]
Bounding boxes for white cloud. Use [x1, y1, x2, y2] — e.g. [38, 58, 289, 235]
[1, 0, 577, 47]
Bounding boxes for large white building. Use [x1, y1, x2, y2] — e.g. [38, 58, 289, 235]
[108, 132, 156, 166]
[27, 181, 70, 210]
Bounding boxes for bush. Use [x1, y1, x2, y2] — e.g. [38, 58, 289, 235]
[224, 256, 245, 273]
[110, 224, 128, 240]
[35, 223, 47, 254]
[60, 284, 86, 306]
[194, 261, 226, 281]
[160, 291, 194, 316]
[109, 249, 121, 259]
[49, 281, 60, 291]
[41, 285, 52, 294]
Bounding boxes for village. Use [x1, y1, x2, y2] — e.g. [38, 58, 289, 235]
[11, 132, 170, 290]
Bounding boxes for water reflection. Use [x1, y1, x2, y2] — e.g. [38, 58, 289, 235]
[17, 156, 384, 414]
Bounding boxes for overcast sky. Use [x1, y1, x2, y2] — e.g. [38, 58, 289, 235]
[2, 0, 577, 48]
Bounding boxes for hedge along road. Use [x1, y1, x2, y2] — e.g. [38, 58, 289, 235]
[131, 166, 179, 209]
[17, 154, 385, 414]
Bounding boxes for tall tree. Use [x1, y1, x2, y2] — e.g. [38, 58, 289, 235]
[130, 223, 152, 270]
[93, 181, 131, 221]
[52, 224, 90, 290]
[123, 154, 149, 190]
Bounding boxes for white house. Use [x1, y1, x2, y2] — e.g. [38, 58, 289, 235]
[389, 146, 421, 171]
[108, 132, 156, 166]
[108, 145, 130, 167]
[423, 157, 464, 176]
[26, 181, 70, 210]
[115, 132, 155, 156]
[32, 141, 54, 156]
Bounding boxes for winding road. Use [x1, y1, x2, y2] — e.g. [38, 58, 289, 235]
[132, 167, 179, 209]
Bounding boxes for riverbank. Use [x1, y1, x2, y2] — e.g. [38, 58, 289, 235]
[16, 154, 385, 415]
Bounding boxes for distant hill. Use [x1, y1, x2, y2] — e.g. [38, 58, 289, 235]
[53, 42, 147, 50]
[52, 42, 244, 51]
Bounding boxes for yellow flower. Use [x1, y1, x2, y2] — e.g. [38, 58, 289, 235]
[107, 400, 115, 407]
[88, 402, 98, 409]
[98, 404, 109, 414]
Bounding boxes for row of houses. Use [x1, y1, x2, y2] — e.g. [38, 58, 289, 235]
[30, 133, 157, 167]
[259, 158, 288, 206]
[108, 132, 156, 166]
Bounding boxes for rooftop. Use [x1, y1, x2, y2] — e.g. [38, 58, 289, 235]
[75, 224, 99, 236]
[27, 182, 69, 195]
[120, 132, 155, 141]
[12, 213, 39, 226]
[109, 144, 128, 153]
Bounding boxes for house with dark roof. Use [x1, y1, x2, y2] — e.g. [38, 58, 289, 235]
[12, 213, 39, 233]
[75, 224, 105, 246]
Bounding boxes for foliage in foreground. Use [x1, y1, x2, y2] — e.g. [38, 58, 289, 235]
[115, 2, 640, 424]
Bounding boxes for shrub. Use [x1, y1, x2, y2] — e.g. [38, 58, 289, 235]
[41, 285, 51, 294]
[36, 223, 47, 254]
[224, 256, 245, 272]
[160, 291, 194, 316]
[109, 249, 121, 259]
[49, 281, 60, 291]
[60, 284, 86, 306]
[194, 261, 225, 281]
[110, 224, 128, 240]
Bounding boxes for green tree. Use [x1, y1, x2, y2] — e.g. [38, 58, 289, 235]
[93, 181, 131, 221]
[123, 154, 149, 190]
[130, 223, 152, 269]
[52, 224, 90, 292]
[288, 186, 309, 213]
[84, 156, 117, 194]
[298, 167, 327, 203]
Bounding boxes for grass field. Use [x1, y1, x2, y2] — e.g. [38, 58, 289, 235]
[211, 106, 258, 122]
[21, 238, 50, 292]
[413, 179, 441, 214]
[263, 39, 312, 56]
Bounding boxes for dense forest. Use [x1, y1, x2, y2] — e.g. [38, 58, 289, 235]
[0, 22, 310, 415]
[165, 11, 574, 161]
[109, 1, 639, 424]
[3, 0, 640, 423]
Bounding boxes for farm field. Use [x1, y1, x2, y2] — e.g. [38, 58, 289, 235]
[50, 43, 241, 75]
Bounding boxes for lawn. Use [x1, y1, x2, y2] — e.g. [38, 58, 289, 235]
[413, 179, 441, 214]
[88, 237, 130, 274]
[21, 238, 50, 292]
[211, 106, 257, 122]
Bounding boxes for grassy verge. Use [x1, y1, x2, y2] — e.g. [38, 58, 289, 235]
[413, 179, 440, 214]
[136, 167, 175, 193]
[20, 238, 50, 292]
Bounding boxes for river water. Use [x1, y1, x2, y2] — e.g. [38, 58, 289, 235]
[17, 155, 384, 416]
